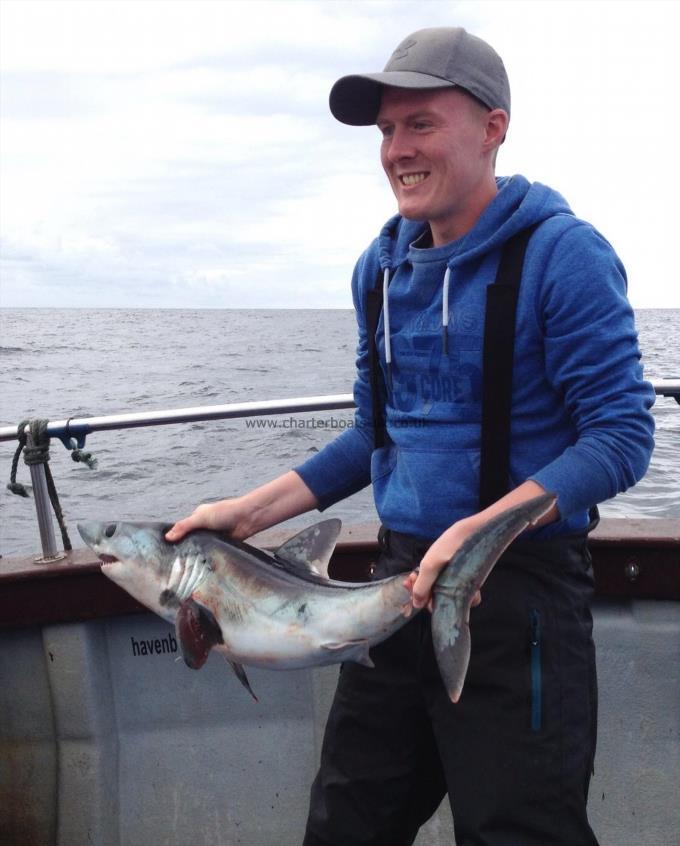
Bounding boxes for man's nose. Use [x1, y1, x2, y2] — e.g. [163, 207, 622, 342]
[385, 127, 415, 162]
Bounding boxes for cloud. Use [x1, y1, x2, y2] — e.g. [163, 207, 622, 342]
[1, 0, 679, 309]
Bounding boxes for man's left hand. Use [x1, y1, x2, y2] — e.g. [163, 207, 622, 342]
[402, 480, 558, 610]
[403, 517, 482, 610]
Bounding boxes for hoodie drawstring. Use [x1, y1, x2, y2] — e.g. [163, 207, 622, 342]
[382, 268, 393, 388]
[382, 265, 452, 387]
[442, 267, 451, 356]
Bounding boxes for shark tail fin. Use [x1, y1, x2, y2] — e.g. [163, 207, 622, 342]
[430, 590, 471, 704]
[431, 493, 556, 703]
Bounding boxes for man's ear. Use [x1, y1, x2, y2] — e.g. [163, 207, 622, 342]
[485, 108, 509, 148]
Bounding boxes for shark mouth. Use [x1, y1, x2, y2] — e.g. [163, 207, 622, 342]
[99, 554, 119, 565]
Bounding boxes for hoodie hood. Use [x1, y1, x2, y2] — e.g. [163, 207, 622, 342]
[374, 174, 575, 390]
[377, 175, 573, 271]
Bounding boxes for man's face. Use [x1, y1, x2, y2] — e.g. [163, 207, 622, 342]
[377, 87, 497, 245]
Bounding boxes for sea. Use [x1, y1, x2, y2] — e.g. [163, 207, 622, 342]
[1, 308, 678, 558]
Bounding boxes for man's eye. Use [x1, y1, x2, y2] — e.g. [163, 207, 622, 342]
[379, 126, 393, 139]
[413, 122, 431, 131]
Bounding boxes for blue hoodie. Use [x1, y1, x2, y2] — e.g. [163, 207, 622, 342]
[295, 175, 655, 539]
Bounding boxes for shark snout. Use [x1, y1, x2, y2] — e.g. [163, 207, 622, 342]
[77, 521, 104, 547]
[77, 520, 120, 548]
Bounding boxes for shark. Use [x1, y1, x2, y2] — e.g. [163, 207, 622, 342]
[77, 493, 555, 702]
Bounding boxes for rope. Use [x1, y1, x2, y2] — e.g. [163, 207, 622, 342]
[7, 419, 30, 497]
[7, 419, 72, 551]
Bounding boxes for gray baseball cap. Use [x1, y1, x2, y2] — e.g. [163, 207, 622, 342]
[329, 27, 510, 125]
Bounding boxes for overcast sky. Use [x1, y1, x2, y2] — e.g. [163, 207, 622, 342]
[1, 0, 678, 309]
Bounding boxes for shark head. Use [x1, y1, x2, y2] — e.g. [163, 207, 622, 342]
[77, 521, 178, 619]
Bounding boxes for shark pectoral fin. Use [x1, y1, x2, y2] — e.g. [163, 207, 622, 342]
[226, 659, 258, 703]
[175, 598, 224, 670]
[321, 639, 375, 668]
[431, 589, 471, 704]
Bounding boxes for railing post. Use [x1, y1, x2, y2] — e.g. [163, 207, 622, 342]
[26, 430, 62, 562]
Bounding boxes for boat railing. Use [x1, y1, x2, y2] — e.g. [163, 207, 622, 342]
[1, 379, 678, 561]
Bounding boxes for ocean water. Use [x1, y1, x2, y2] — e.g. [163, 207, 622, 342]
[1, 308, 678, 557]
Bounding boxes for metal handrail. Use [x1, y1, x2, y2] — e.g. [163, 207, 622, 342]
[0, 395, 350, 561]
[654, 378, 680, 401]
[2, 381, 678, 562]
[0, 394, 355, 444]
[1, 379, 678, 445]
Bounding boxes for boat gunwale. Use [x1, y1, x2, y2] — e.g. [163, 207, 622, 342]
[1, 517, 678, 629]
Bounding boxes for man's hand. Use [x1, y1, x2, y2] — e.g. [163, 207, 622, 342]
[165, 498, 249, 543]
[403, 518, 482, 610]
[403, 480, 558, 610]
[164, 470, 319, 544]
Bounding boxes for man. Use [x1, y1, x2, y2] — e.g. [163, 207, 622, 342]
[168, 27, 655, 845]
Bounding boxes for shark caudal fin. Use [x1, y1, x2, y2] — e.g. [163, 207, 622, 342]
[431, 494, 556, 703]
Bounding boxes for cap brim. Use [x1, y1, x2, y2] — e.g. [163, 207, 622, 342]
[329, 72, 456, 126]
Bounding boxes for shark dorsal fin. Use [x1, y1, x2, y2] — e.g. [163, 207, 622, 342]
[274, 519, 342, 580]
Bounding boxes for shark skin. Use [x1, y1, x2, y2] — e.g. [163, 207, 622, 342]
[77, 494, 555, 702]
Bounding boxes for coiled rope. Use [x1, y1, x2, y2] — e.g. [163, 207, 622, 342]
[6, 419, 96, 553]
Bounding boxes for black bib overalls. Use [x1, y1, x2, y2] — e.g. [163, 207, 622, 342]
[304, 227, 601, 846]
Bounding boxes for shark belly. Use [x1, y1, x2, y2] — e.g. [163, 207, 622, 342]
[205, 576, 414, 670]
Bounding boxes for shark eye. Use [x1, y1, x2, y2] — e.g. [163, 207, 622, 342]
[104, 524, 117, 538]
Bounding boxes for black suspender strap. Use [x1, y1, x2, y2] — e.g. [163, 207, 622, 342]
[479, 224, 540, 509]
[366, 270, 387, 449]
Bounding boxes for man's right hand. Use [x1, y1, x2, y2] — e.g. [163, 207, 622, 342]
[165, 498, 249, 543]
[164, 470, 319, 545]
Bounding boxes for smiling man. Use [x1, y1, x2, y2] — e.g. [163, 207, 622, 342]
[168, 26, 654, 846]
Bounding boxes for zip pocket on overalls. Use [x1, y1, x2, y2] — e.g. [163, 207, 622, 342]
[529, 609, 542, 732]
